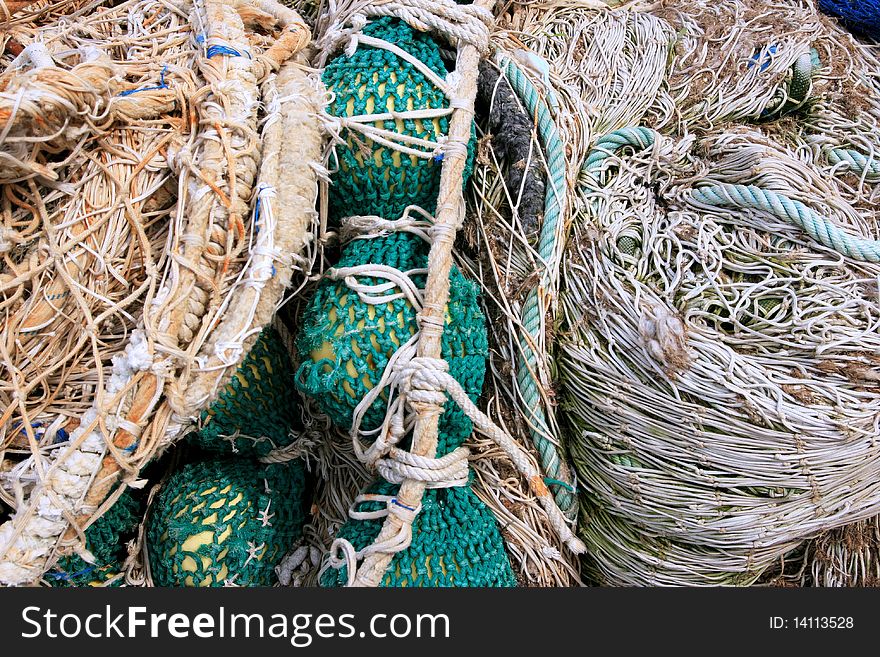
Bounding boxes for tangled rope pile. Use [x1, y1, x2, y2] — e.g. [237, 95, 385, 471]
[497, 0, 880, 585]
[0, 0, 323, 585]
[4, 0, 879, 590]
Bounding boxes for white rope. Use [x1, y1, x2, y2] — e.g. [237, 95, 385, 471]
[357, 0, 492, 54]
[377, 446, 471, 488]
[340, 206, 436, 243]
[326, 264, 427, 308]
[321, 339, 586, 586]
[317, 0, 492, 60]
[321, 494, 422, 587]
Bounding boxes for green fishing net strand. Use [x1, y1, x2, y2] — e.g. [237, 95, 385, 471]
[147, 458, 307, 587]
[295, 231, 487, 449]
[323, 17, 476, 223]
[321, 479, 517, 587]
[295, 232, 515, 587]
[187, 327, 300, 458]
[47, 490, 141, 587]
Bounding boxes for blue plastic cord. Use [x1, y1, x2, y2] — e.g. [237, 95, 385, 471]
[207, 44, 244, 58]
[46, 565, 97, 582]
[117, 64, 168, 97]
[749, 44, 778, 73]
[391, 498, 418, 513]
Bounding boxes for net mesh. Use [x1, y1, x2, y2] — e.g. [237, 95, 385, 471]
[322, 478, 516, 587]
[146, 458, 307, 587]
[296, 231, 515, 586]
[323, 17, 475, 222]
[46, 491, 140, 587]
[187, 328, 301, 458]
[296, 232, 484, 442]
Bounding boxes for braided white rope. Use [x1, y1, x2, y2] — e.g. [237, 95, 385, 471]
[377, 446, 471, 488]
[358, 0, 492, 54]
[398, 357, 586, 553]
[321, 341, 587, 586]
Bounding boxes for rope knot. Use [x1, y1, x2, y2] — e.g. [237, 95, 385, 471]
[395, 356, 449, 409]
[377, 445, 470, 488]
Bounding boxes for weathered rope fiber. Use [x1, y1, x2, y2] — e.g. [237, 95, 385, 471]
[0, 0, 323, 586]
[689, 183, 880, 262]
[496, 55, 578, 519]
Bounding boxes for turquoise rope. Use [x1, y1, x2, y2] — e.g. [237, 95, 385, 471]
[498, 57, 577, 519]
[827, 148, 880, 181]
[690, 183, 880, 262]
[582, 127, 657, 177]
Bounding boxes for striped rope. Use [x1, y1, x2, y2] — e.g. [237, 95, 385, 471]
[690, 183, 880, 262]
[498, 56, 577, 519]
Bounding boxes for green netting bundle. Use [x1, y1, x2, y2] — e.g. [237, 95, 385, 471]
[296, 231, 515, 587]
[296, 231, 485, 442]
[321, 479, 516, 587]
[323, 17, 475, 222]
[146, 458, 307, 587]
[187, 327, 300, 458]
[47, 491, 141, 587]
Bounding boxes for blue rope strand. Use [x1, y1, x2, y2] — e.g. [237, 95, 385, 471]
[46, 565, 97, 582]
[819, 0, 880, 39]
[207, 44, 244, 58]
[117, 65, 168, 97]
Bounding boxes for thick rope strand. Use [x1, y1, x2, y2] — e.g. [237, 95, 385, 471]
[498, 56, 578, 518]
[689, 183, 880, 262]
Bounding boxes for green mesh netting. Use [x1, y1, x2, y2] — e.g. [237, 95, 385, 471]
[47, 491, 141, 587]
[296, 231, 515, 587]
[187, 327, 300, 458]
[147, 458, 307, 587]
[323, 17, 475, 222]
[321, 478, 516, 587]
[295, 232, 485, 444]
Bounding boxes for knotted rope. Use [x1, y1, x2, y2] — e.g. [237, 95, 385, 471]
[317, 0, 492, 62]
[322, 351, 586, 586]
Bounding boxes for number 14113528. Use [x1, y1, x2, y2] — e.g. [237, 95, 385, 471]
[770, 617, 854, 630]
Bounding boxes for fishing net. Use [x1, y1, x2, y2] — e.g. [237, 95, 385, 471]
[46, 490, 141, 587]
[187, 327, 302, 458]
[7, 0, 878, 590]
[146, 458, 307, 587]
[296, 232, 486, 442]
[496, 0, 880, 585]
[296, 230, 515, 587]
[0, 0, 585, 590]
[322, 17, 475, 222]
[320, 478, 516, 586]
[0, 0, 324, 586]
[282, 0, 585, 588]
